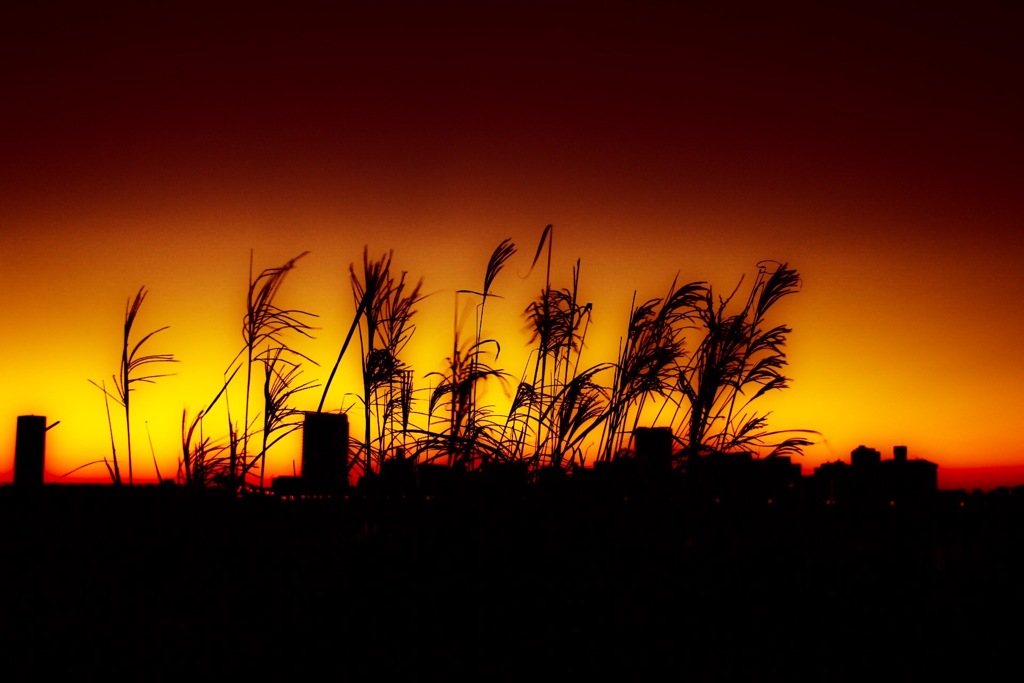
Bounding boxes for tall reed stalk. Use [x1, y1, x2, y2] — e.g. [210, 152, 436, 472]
[90, 286, 177, 485]
[456, 238, 516, 464]
[251, 346, 319, 488]
[516, 227, 599, 469]
[236, 252, 316, 491]
[672, 261, 814, 458]
[346, 248, 424, 473]
[598, 277, 706, 461]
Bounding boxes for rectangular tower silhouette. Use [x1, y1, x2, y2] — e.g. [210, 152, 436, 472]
[301, 412, 349, 490]
[14, 415, 47, 488]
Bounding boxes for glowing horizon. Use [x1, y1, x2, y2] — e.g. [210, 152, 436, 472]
[2, 4, 1022, 490]
[3, 225, 1020, 492]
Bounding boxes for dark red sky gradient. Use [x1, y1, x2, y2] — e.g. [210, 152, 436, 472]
[2, 2, 1023, 488]
[6, 2, 1018, 208]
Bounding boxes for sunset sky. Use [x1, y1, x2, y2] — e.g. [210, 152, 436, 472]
[2, 2, 1022, 490]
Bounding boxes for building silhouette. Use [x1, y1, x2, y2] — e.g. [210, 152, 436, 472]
[813, 444, 938, 505]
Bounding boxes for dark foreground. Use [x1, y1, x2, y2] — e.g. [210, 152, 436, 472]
[1, 485, 1022, 681]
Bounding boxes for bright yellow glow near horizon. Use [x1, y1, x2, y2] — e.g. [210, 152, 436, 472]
[4, 191, 1024, 492]
[3, 4, 1022, 493]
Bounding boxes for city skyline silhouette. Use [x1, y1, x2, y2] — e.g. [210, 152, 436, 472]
[2, 431, 1020, 679]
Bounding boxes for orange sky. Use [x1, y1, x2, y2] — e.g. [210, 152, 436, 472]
[2, 3, 1022, 490]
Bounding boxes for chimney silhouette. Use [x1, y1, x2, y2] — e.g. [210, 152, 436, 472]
[301, 412, 349, 490]
[14, 415, 47, 488]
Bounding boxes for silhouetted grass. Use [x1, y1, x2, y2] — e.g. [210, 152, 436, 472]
[235, 252, 316, 490]
[83, 231, 812, 489]
[599, 277, 706, 461]
[90, 286, 177, 485]
[179, 365, 239, 488]
[468, 238, 516, 443]
[424, 335, 510, 467]
[672, 261, 815, 459]
[346, 248, 425, 475]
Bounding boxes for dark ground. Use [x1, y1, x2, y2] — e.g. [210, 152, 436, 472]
[1, 485, 1021, 681]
